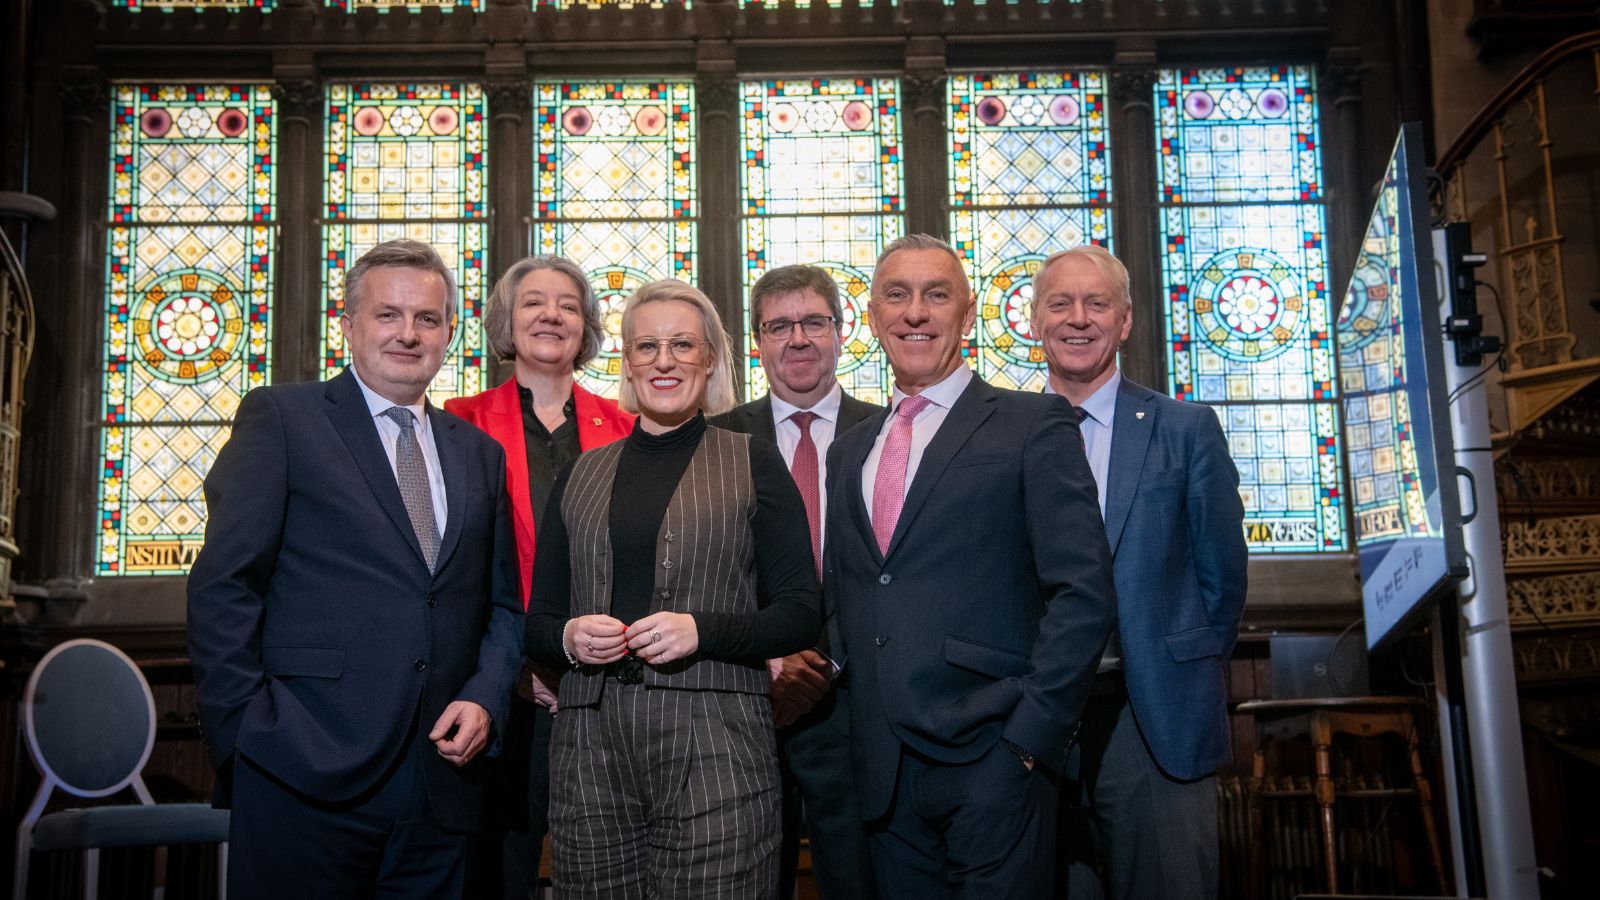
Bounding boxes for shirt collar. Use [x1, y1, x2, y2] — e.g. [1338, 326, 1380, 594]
[349, 364, 428, 428]
[1077, 370, 1122, 427]
[771, 382, 843, 426]
[891, 362, 973, 414]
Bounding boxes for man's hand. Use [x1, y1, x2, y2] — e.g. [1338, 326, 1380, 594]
[430, 700, 491, 766]
[768, 650, 832, 728]
[516, 660, 561, 713]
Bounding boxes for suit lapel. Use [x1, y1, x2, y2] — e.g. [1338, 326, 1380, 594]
[837, 392, 877, 432]
[747, 394, 778, 445]
[1102, 378, 1155, 555]
[885, 377, 996, 559]
[431, 405, 469, 574]
[323, 370, 427, 567]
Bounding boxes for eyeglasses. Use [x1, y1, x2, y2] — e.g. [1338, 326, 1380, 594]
[758, 314, 837, 341]
[624, 335, 709, 365]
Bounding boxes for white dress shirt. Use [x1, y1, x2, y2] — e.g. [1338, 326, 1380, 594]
[1046, 370, 1121, 517]
[351, 366, 448, 538]
[770, 383, 842, 552]
[862, 363, 974, 523]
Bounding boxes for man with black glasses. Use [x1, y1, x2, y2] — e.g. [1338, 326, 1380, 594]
[711, 264, 880, 900]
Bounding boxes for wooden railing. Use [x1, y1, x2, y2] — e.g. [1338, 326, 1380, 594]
[1436, 31, 1600, 438]
[0, 192, 52, 619]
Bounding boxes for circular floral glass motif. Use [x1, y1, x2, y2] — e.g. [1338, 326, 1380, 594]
[1048, 95, 1080, 126]
[140, 108, 173, 138]
[634, 105, 667, 136]
[353, 107, 385, 136]
[1335, 250, 1392, 354]
[975, 96, 1007, 126]
[769, 104, 799, 133]
[562, 106, 593, 136]
[131, 268, 246, 384]
[1190, 248, 1307, 363]
[216, 108, 248, 138]
[978, 255, 1046, 366]
[1183, 90, 1215, 119]
[427, 106, 458, 135]
[1257, 88, 1289, 118]
[388, 106, 424, 137]
[841, 101, 874, 132]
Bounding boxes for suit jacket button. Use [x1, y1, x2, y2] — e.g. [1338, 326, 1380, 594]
[414, 658, 427, 672]
[427, 594, 438, 608]
[662, 559, 673, 569]
[878, 574, 892, 585]
[659, 590, 672, 600]
[664, 532, 675, 542]
[875, 635, 888, 647]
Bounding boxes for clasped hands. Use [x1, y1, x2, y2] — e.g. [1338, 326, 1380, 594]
[566, 612, 699, 667]
[767, 650, 834, 728]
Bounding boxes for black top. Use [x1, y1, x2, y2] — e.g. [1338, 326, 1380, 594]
[524, 414, 821, 667]
[517, 384, 580, 531]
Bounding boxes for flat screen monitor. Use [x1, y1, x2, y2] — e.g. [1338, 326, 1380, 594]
[1336, 122, 1467, 652]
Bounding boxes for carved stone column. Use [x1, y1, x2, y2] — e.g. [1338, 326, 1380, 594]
[902, 40, 948, 239]
[696, 70, 743, 383]
[36, 69, 108, 582]
[487, 76, 530, 388]
[1109, 61, 1162, 392]
[272, 72, 321, 385]
[1323, 55, 1365, 299]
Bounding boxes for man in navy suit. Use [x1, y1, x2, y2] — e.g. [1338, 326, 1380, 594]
[188, 240, 524, 898]
[709, 264, 881, 900]
[1032, 245, 1247, 900]
[824, 234, 1117, 899]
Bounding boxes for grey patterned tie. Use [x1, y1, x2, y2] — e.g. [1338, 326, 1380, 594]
[383, 406, 440, 571]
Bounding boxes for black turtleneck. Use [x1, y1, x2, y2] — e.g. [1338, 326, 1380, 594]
[517, 383, 579, 531]
[524, 413, 820, 668]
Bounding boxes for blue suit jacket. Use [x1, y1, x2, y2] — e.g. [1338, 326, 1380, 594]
[1101, 377, 1247, 780]
[824, 374, 1117, 819]
[187, 368, 524, 831]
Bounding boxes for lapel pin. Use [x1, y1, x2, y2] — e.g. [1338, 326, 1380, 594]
[592, 417, 603, 426]
[1136, 411, 1146, 420]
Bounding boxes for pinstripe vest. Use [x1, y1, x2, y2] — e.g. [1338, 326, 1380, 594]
[557, 425, 768, 706]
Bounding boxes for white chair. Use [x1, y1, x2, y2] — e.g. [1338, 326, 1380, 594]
[13, 638, 229, 900]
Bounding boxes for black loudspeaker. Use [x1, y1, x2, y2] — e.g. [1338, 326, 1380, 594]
[1270, 633, 1371, 699]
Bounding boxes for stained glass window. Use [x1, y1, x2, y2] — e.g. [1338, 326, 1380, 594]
[535, 1, 678, 8]
[949, 71, 1111, 392]
[321, 83, 488, 404]
[1157, 64, 1344, 552]
[1339, 153, 1428, 547]
[113, 0, 274, 9]
[740, 78, 904, 405]
[97, 84, 276, 576]
[533, 80, 697, 399]
[327, 1, 479, 10]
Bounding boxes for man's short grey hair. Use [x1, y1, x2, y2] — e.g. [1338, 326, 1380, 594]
[483, 256, 604, 371]
[748, 264, 845, 337]
[1031, 245, 1133, 315]
[343, 239, 458, 321]
[873, 233, 966, 274]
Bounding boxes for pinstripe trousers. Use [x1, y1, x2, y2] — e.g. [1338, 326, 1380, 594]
[548, 681, 781, 899]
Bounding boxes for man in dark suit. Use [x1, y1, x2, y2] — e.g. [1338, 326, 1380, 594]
[1032, 246, 1247, 900]
[709, 264, 880, 900]
[188, 240, 524, 898]
[824, 235, 1117, 899]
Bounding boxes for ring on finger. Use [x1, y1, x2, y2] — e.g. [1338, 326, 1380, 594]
[586, 637, 594, 653]
[651, 630, 661, 645]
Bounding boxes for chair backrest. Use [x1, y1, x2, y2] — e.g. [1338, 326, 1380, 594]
[22, 639, 156, 799]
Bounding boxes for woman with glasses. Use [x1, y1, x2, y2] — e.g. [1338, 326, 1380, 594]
[443, 256, 634, 898]
[524, 279, 821, 899]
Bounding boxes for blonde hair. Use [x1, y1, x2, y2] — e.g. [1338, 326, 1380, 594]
[616, 279, 738, 417]
[1031, 245, 1133, 314]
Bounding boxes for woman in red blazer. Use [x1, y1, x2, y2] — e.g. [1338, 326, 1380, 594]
[444, 255, 632, 898]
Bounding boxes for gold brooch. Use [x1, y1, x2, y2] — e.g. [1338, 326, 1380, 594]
[1135, 411, 1146, 420]
[592, 417, 603, 426]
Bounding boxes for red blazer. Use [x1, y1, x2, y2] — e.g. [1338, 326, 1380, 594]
[445, 379, 634, 608]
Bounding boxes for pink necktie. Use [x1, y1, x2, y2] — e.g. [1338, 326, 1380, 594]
[788, 411, 822, 580]
[871, 394, 932, 555]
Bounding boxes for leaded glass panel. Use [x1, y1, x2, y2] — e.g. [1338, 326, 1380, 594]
[327, 1, 480, 10]
[321, 83, 488, 404]
[949, 71, 1111, 392]
[741, 78, 904, 405]
[1157, 64, 1344, 552]
[113, 1, 275, 9]
[97, 84, 276, 575]
[533, 80, 697, 399]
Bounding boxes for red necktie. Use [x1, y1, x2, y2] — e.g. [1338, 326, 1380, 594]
[871, 394, 932, 556]
[789, 411, 823, 580]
